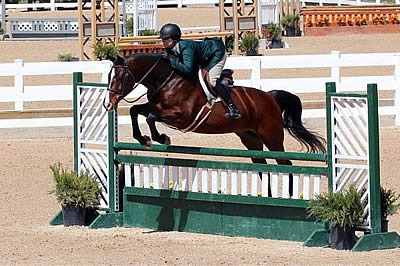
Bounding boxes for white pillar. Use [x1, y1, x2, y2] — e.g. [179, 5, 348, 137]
[330, 50, 341, 90]
[50, 0, 55, 11]
[394, 54, 400, 126]
[14, 59, 24, 111]
[250, 58, 261, 90]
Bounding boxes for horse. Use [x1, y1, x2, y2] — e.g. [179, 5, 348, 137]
[104, 54, 326, 195]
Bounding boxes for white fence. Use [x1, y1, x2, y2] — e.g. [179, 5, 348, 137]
[226, 50, 400, 123]
[0, 60, 112, 111]
[0, 51, 399, 128]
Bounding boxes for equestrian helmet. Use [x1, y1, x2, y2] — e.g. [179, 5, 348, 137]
[160, 23, 181, 40]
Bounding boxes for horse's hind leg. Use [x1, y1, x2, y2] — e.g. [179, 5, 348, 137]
[130, 103, 152, 147]
[258, 130, 294, 197]
[146, 113, 171, 145]
[236, 131, 272, 197]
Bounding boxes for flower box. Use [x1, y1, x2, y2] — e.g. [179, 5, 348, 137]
[302, 5, 400, 36]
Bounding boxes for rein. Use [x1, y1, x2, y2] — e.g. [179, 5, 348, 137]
[107, 56, 163, 104]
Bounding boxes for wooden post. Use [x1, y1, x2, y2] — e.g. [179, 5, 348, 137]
[78, 0, 119, 61]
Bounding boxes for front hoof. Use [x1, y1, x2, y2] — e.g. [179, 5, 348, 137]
[144, 136, 152, 149]
[160, 134, 171, 145]
[139, 135, 152, 147]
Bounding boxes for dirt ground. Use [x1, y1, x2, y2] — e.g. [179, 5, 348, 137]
[1, 6, 400, 265]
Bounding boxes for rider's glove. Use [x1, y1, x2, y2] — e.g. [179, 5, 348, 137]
[161, 51, 173, 61]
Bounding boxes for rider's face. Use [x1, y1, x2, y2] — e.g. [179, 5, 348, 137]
[162, 37, 176, 49]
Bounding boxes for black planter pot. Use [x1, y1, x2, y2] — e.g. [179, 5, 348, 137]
[267, 40, 284, 49]
[285, 27, 296, 37]
[330, 225, 356, 250]
[62, 205, 87, 227]
[381, 219, 389, 232]
[246, 49, 258, 56]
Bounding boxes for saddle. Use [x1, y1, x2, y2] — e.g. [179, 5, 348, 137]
[198, 68, 235, 103]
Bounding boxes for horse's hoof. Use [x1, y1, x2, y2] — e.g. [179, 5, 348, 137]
[160, 134, 171, 145]
[139, 135, 152, 148]
[145, 141, 152, 149]
[144, 136, 152, 149]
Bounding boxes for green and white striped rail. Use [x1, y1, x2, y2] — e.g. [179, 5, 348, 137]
[50, 73, 400, 252]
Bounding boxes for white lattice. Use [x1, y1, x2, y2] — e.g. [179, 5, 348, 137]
[18, 22, 33, 32]
[125, 0, 157, 32]
[77, 85, 110, 209]
[331, 96, 371, 229]
[43, 21, 59, 31]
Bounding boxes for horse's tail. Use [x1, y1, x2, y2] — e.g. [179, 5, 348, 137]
[269, 90, 326, 154]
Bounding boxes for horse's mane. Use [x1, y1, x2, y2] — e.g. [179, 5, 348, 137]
[124, 53, 161, 61]
[125, 52, 201, 83]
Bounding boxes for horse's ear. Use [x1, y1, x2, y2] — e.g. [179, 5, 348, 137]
[107, 55, 124, 65]
[107, 55, 117, 64]
[116, 55, 125, 66]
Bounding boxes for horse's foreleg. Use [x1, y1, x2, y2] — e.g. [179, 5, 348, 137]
[130, 104, 152, 147]
[236, 131, 272, 197]
[146, 113, 171, 145]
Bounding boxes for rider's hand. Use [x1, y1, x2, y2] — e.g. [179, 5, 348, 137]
[161, 51, 173, 61]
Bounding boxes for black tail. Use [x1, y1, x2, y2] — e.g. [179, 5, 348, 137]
[269, 90, 326, 154]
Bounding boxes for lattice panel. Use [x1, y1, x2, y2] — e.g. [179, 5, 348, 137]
[18, 22, 33, 31]
[331, 96, 370, 229]
[77, 85, 110, 209]
[43, 21, 59, 31]
[69, 22, 79, 31]
[125, 0, 157, 31]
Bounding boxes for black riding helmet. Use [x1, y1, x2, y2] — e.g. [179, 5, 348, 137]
[160, 23, 181, 41]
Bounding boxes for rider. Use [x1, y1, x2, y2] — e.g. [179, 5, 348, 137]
[159, 23, 241, 120]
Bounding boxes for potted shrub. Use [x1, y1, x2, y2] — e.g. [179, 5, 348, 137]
[93, 41, 120, 61]
[240, 32, 259, 56]
[280, 14, 300, 37]
[381, 187, 400, 232]
[307, 186, 365, 250]
[125, 17, 134, 36]
[263, 23, 283, 49]
[49, 162, 101, 227]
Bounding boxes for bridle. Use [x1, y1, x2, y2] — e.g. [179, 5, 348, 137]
[105, 56, 163, 107]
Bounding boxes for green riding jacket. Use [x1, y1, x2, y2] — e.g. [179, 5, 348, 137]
[166, 37, 226, 74]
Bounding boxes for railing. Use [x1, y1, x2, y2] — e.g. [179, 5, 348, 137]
[118, 142, 327, 199]
[2, 0, 397, 12]
[302, 5, 400, 35]
[0, 60, 112, 111]
[0, 51, 399, 128]
[8, 18, 78, 40]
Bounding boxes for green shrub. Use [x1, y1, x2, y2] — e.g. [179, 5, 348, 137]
[281, 14, 300, 29]
[139, 29, 158, 36]
[125, 17, 134, 36]
[49, 162, 101, 208]
[224, 35, 234, 54]
[240, 32, 259, 52]
[57, 53, 74, 62]
[93, 41, 120, 60]
[262, 23, 282, 41]
[307, 186, 366, 229]
[381, 187, 400, 219]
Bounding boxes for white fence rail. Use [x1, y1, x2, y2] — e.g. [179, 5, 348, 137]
[0, 60, 112, 111]
[0, 51, 399, 128]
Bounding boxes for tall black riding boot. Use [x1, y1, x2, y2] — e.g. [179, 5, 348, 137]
[213, 81, 241, 120]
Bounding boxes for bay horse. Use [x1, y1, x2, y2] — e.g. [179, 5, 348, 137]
[104, 54, 326, 195]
